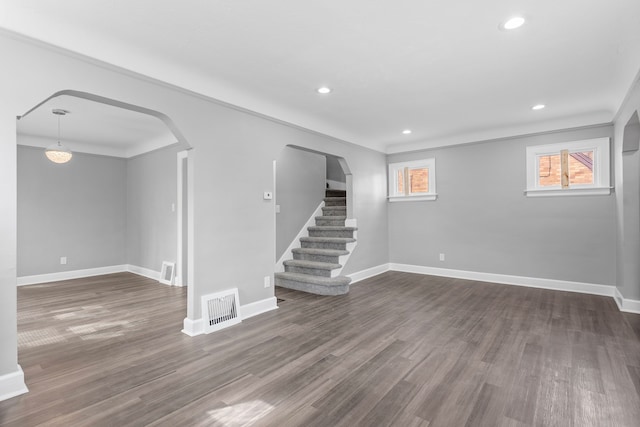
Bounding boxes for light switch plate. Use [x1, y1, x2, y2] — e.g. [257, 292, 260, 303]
[263, 191, 273, 200]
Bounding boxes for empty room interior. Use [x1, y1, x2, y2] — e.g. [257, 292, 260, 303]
[1, 1, 640, 426]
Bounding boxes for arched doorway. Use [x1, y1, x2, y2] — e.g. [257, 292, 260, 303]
[15, 90, 194, 361]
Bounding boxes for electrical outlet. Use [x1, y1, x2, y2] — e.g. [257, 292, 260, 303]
[264, 276, 271, 288]
[60, 256, 67, 265]
[439, 253, 445, 261]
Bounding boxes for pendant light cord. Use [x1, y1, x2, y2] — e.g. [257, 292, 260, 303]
[57, 113, 61, 147]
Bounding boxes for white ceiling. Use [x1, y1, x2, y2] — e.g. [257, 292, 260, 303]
[17, 95, 177, 158]
[3, 0, 640, 154]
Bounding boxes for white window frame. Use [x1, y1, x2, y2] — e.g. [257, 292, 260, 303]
[525, 137, 611, 197]
[388, 158, 437, 202]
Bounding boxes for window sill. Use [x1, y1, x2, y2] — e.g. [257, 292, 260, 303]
[524, 187, 612, 197]
[388, 194, 437, 202]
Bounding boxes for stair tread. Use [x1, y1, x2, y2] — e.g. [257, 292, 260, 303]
[283, 260, 341, 270]
[300, 236, 356, 243]
[291, 248, 349, 255]
[315, 216, 347, 220]
[275, 272, 351, 286]
[308, 226, 357, 231]
[324, 197, 346, 201]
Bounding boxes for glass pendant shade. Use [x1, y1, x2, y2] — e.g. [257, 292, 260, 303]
[45, 141, 73, 164]
[47, 109, 72, 164]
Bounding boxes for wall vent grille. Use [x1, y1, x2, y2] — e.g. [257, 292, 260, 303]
[201, 288, 241, 333]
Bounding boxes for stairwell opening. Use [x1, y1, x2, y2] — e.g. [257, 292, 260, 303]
[274, 145, 356, 296]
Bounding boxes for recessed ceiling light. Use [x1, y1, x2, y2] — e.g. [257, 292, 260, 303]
[532, 104, 546, 110]
[317, 87, 332, 94]
[402, 129, 412, 135]
[501, 16, 525, 30]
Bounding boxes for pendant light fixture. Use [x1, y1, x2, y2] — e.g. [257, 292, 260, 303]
[45, 109, 73, 164]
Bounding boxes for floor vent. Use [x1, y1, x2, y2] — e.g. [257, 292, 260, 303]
[201, 288, 241, 333]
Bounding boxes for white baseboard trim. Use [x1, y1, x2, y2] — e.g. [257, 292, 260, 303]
[0, 365, 28, 402]
[182, 317, 204, 337]
[17, 265, 128, 286]
[348, 263, 390, 284]
[614, 288, 640, 314]
[126, 264, 161, 282]
[240, 296, 278, 320]
[275, 202, 325, 273]
[388, 263, 616, 298]
[17, 264, 176, 287]
[182, 296, 279, 337]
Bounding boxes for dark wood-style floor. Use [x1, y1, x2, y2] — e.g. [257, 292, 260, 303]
[1, 271, 639, 426]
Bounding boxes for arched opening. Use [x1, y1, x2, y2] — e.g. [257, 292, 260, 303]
[274, 145, 356, 296]
[15, 90, 194, 381]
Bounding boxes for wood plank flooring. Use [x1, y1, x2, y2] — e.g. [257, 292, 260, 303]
[1, 271, 639, 426]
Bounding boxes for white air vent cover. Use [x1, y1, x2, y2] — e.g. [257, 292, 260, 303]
[201, 288, 241, 333]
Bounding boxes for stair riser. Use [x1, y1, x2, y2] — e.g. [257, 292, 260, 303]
[275, 277, 349, 296]
[308, 230, 355, 238]
[326, 190, 346, 198]
[293, 253, 341, 264]
[324, 199, 346, 207]
[322, 208, 347, 216]
[315, 219, 346, 226]
[284, 265, 334, 277]
[301, 241, 349, 250]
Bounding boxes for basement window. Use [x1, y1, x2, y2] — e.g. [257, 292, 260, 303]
[525, 137, 611, 197]
[388, 158, 437, 201]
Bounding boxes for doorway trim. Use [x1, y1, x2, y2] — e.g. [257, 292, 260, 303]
[176, 150, 189, 287]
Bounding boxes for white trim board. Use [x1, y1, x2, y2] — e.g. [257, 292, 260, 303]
[346, 263, 640, 314]
[614, 288, 640, 314]
[17, 264, 128, 286]
[0, 365, 28, 402]
[240, 296, 278, 320]
[182, 317, 203, 337]
[127, 264, 161, 282]
[176, 150, 189, 288]
[182, 296, 278, 337]
[348, 263, 390, 284]
[389, 263, 615, 297]
[17, 264, 170, 286]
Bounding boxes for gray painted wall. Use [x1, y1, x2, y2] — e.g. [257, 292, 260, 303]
[387, 125, 617, 286]
[276, 147, 326, 260]
[2, 28, 636, 390]
[0, 32, 388, 379]
[190, 106, 389, 311]
[126, 145, 180, 272]
[615, 76, 640, 300]
[326, 155, 345, 184]
[17, 146, 127, 276]
[17, 143, 180, 278]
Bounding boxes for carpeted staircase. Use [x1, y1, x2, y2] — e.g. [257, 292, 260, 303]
[275, 189, 357, 295]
